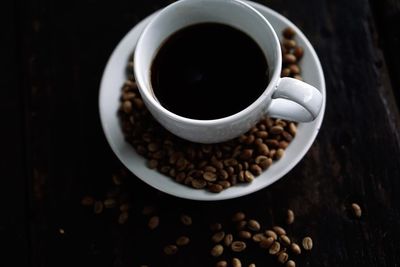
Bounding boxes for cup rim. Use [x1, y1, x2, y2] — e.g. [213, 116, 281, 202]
[134, 0, 282, 126]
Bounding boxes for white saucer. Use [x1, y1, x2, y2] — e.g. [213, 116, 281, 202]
[99, 1, 326, 201]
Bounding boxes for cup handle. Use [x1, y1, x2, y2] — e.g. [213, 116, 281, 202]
[267, 77, 323, 122]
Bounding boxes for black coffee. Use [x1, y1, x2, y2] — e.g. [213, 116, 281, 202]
[151, 23, 269, 120]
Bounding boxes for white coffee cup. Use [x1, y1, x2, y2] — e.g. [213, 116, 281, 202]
[134, 0, 323, 144]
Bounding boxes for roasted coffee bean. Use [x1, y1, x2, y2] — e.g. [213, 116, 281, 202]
[204, 171, 217, 182]
[212, 231, 226, 243]
[209, 183, 224, 193]
[148, 216, 159, 230]
[94, 201, 104, 214]
[250, 164, 262, 175]
[280, 235, 291, 246]
[81, 196, 94, 206]
[286, 260, 296, 267]
[231, 241, 247, 252]
[232, 212, 246, 222]
[104, 198, 116, 208]
[164, 244, 178, 255]
[265, 230, 278, 240]
[283, 39, 296, 49]
[236, 220, 247, 230]
[176, 236, 190, 246]
[238, 231, 252, 239]
[211, 244, 224, 257]
[248, 220, 261, 231]
[283, 27, 296, 39]
[277, 252, 289, 264]
[252, 233, 266, 242]
[259, 236, 274, 249]
[293, 46, 304, 59]
[291, 243, 301, 255]
[269, 241, 281, 255]
[288, 64, 300, 75]
[283, 54, 297, 64]
[287, 209, 295, 224]
[210, 223, 223, 232]
[351, 203, 362, 218]
[244, 171, 254, 182]
[232, 258, 242, 267]
[216, 261, 228, 267]
[180, 214, 193, 226]
[224, 233, 233, 247]
[273, 226, 286, 235]
[302, 237, 313, 250]
[118, 212, 129, 224]
[191, 179, 207, 189]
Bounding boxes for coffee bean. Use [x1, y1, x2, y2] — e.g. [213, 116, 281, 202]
[277, 252, 289, 264]
[259, 236, 274, 249]
[122, 91, 136, 101]
[231, 241, 247, 252]
[212, 231, 226, 243]
[112, 174, 123, 185]
[211, 244, 224, 257]
[224, 158, 238, 167]
[119, 203, 130, 212]
[288, 64, 300, 75]
[302, 237, 313, 250]
[222, 233, 233, 247]
[283, 54, 297, 64]
[257, 143, 270, 156]
[203, 171, 217, 182]
[218, 169, 229, 180]
[273, 226, 286, 236]
[238, 231, 252, 239]
[216, 261, 228, 267]
[275, 148, 285, 160]
[283, 27, 296, 39]
[94, 201, 104, 214]
[122, 100, 132, 113]
[270, 125, 284, 135]
[281, 68, 291, 77]
[164, 244, 178, 255]
[81, 196, 94, 206]
[232, 212, 246, 222]
[282, 131, 293, 142]
[180, 214, 193, 226]
[269, 241, 281, 255]
[248, 164, 261, 176]
[118, 212, 129, 224]
[351, 203, 362, 218]
[148, 216, 159, 230]
[133, 98, 144, 109]
[210, 223, 222, 232]
[191, 179, 207, 189]
[291, 243, 301, 255]
[104, 198, 116, 208]
[288, 123, 297, 136]
[148, 159, 158, 169]
[255, 156, 272, 170]
[244, 171, 254, 182]
[232, 258, 242, 267]
[209, 183, 224, 193]
[252, 233, 266, 242]
[218, 180, 231, 189]
[265, 230, 278, 240]
[280, 235, 291, 246]
[286, 260, 296, 267]
[142, 205, 156, 215]
[247, 220, 261, 231]
[236, 220, 247, 230]
[287, 209, 295, 224]
[293, 46, 304, 59]
[176, 236, 190, 246]
[265, 139, 279, 148]
[283, 39, 296, 49]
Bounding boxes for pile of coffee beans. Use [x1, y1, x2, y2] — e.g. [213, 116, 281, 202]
[118, 27, 304, 193]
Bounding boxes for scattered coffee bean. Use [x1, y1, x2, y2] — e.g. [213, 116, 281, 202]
[265, 230, 278, 240]
[248, 264, 256, 267]
[248, 219, 261, 231]
[286, 260, 296, 267]
[232, 258, 242, 267]
[286, 209, 295, 224]
[280, 235, 291, 246]
[209, 183, 224, 193]
[232, 212, 246, 222]
[216, 260, 228, 267]
[211, 244, 224, 257]
[176, 236, 190, 246]
[164, 244, 178, 255]
[252, 233, 266, 242]
[142, 205, 156, 215]
[273, 226, 286, 236]
[81, 196, 94, 206]
[302, 236, 313, 251]
[283, 54, 297, 64]
[180, 214, 193, 226]
[212, 231, 226, 243]
[236, 220, 247, 230]
[293, 46, 304, 59]
[275, 148, 285, 160]
[118, 212, 129, 224]
[277, 252, 289, 264]
[148, 216, 160, 230]
[259, 236, 274, 249]
[119, 203, 130, 212]
[269, 241, 281, 255]
[224, 234, 233, 247]
[291, 243, 301, 255]
[351, 203, 362, 218]
[104, 198, 116, 208]
[231, 241, 247, 252]
[238, 231, 252, 239]
[210, 223, 223, 232]
[94, 200, 104, 214]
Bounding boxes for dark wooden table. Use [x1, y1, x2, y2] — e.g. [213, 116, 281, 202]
[3, 0, 400, 266]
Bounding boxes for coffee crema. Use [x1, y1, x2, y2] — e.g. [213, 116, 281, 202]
[150, 23, 269, 120]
